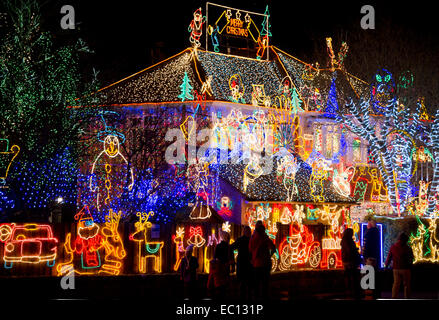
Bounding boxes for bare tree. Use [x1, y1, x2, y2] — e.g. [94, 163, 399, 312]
[336, 96, 421, 216]
[312, 20, 439, 113]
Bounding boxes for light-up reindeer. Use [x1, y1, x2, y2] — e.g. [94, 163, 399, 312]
[129, 212, 164, 273]
[410, 217, 428, 262]
[99, 209, 126, 275]
[427, 219, 438, 262]
[172, 227, 186, 272]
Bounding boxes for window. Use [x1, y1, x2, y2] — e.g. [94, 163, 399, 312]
[353, 138, 361, 162]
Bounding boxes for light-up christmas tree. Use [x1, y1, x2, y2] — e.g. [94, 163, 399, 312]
[325, 74, 339, 118]
[291, 87, 303, 114]
[178, 72, 194, 102]
[260, 5, 272, 37]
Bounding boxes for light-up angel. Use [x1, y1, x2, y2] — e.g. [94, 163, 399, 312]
[187, 157, 212, 220]
[276, 153, 300, 201]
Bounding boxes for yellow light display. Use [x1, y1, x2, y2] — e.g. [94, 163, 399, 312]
[369, 167, 388, 202]
[0, 142, 20, 181]
[56, 206, 126, 276]
[251, 84, 271, 107]
[172, 227, 186, 272]
[56, 206, 104, 276]
[309, 158, 329, 202]
[180, 115, 196, 141]
[99, 209, 126, 275]
[129, 212, 163, 273]
[410, 218, 439, 263]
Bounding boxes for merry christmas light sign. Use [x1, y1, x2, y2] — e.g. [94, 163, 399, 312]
[204, 2, 270, 59]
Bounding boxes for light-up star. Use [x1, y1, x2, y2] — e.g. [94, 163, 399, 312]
[244, 13, 250, 23]
[176, 227, 185, 238]
[235, 10, 241, 20]
[222, 221, 231, 233]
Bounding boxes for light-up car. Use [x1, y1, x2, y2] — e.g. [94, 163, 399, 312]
[0, 223, 58, 268]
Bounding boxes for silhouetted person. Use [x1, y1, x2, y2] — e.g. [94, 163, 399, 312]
[363, 219, 380, 266]
[249, 221, 275, 301]
[230, 225, 252, 300]
[363, 219, 381, 298]
[212, 231, 233, 299]
[180, 244, 199, 300]
[341, 228, 362, 299]
[385, 233, 414, 298]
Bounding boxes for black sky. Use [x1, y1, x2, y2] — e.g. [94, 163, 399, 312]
[37, 0, 439, 87]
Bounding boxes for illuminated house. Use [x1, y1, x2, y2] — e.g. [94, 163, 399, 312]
[65, 5, 437, 272]
[1, 5, 436, 277]
[65, 44, 379, 269]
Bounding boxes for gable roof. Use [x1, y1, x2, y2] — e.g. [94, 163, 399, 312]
[69, 47, 369, 110]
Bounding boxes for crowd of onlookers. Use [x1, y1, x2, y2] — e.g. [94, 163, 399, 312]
[180, 218, 414, 300]
[341, 218, 414, 299]
[180, 220, 275, 301]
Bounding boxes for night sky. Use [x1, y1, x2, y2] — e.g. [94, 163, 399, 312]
[30, 0, 439, 102]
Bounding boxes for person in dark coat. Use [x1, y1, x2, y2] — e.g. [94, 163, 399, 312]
[180, 244, 199, 300]
[212, 231, 233, 299]
[249, 221, 275, 301]
[363, 219, 381, 266]
[385, 233, 414, 298]
[363, 219, 381, 298]
[230, 225, 252, 299]
[341, 228, 362, 299]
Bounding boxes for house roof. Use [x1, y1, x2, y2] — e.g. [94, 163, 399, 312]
[69, 46, 369, 110]
[216, 157, 356, 203]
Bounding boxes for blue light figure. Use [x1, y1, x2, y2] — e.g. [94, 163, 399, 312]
[209, 25, 220, 53]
